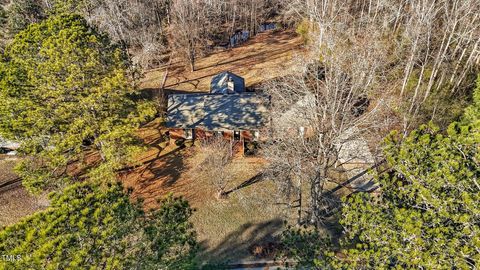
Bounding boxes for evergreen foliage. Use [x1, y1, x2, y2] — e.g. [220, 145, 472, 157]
[282, 76, 480, 269]
[280, 227, 334, 268]
[339, 122, 480, 268]
[0, 182, 197, 269]
[0, 14, 156, 192]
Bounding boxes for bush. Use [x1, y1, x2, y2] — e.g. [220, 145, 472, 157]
[296, 19, 310, 44]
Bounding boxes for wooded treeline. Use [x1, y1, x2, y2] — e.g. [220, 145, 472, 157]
[263, 0, 480, 229]
[0, 0, 285, 69]
[265, 1, 480, 268]
[0, 0, 479, 268]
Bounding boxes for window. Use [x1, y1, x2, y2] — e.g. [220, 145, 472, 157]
[234, 131, 241, 141]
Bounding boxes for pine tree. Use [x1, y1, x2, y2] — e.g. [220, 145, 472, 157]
[0, 182, 197, 269]
[0, 14, 156, 192]
[281, 77, 480, 269]
[335, 79, 480, 269]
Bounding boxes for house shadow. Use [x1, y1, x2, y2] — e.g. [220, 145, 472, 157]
[198, 218, 284, 268]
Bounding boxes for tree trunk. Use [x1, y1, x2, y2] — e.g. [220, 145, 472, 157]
[189, 49, 195, 72]
[310, 169, 325, 227]
[190, 59, 195, 72]
[216, 189, 228, 200]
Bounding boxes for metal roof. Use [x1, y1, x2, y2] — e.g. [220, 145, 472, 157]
[0, 138, 20, 149]
[210, 71, 245, 94]
[166, 93, 270, 131]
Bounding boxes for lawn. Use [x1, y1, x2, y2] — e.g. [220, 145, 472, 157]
[120, 138, 296, 265]
[120, 31, 306, 264]
[1, 29, 307, 262]
[140, 30, 304, 92]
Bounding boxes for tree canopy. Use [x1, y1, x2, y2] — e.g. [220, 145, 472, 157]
[0, 182, 197, 269]
[339, 122, 479, 268]
[282, 76, 480, 269]
[0, 14, 155, 192]
[5, 0, 45, 35]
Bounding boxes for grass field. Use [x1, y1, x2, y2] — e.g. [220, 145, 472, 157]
[141, 30, 304, 92]
[120, 140, 295, 264]
[120, 30, 306, 264]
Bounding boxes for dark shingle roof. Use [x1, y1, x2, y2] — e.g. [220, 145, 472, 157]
[210, 71, 245, 94]
[166, 93, 269, 131]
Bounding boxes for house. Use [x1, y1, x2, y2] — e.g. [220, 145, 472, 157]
[210, 71, 246, 94]
[166, 72, 269, 153]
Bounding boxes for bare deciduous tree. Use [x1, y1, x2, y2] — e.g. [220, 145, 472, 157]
[169, 0, 209, 71]
[197, 136, 234, 199]
[53, 0, 170, 69]
[286, 0, 480, 132]
[263, 56, 386, 227]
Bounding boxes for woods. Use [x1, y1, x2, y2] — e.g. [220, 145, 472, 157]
[282, 79, 480, 268]
[0, 14, 155, 193]
[0, 0, 479, 268]
[0, 182, 197, 269]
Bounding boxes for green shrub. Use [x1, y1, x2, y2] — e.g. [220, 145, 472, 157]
[296, 19, 310, 45]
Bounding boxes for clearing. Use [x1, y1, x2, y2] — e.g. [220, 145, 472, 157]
[121, 30, 305, 265]
[0, 30, 307, 264]
[120, 119, 294, 265]
[141, 30, 303, 92]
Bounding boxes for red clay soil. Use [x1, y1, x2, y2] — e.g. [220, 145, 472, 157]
[120, 145, 203, 209]
[122, 30, 301, 210]
[119, 138, 267, 210]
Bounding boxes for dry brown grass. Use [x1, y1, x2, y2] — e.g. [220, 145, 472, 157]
[119, 31, 306, 264]
[121, 141, 294, 264]
[0, 30, 303, 262]
[122, 119, 297, 263]
[0, 158, 18, 185]
[189, 157, 291, 264]
[0, 187, 49, 227]
[0, 159, 49, 227]
[141, 30, 304, 92]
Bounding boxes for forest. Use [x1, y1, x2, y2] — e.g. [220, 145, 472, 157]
[0, 0, 479, 269]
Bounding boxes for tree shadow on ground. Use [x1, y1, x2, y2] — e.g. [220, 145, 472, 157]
[198, 218, 284, 268]
[224, 172, 264, 196]
[139, 146, 186, 188]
